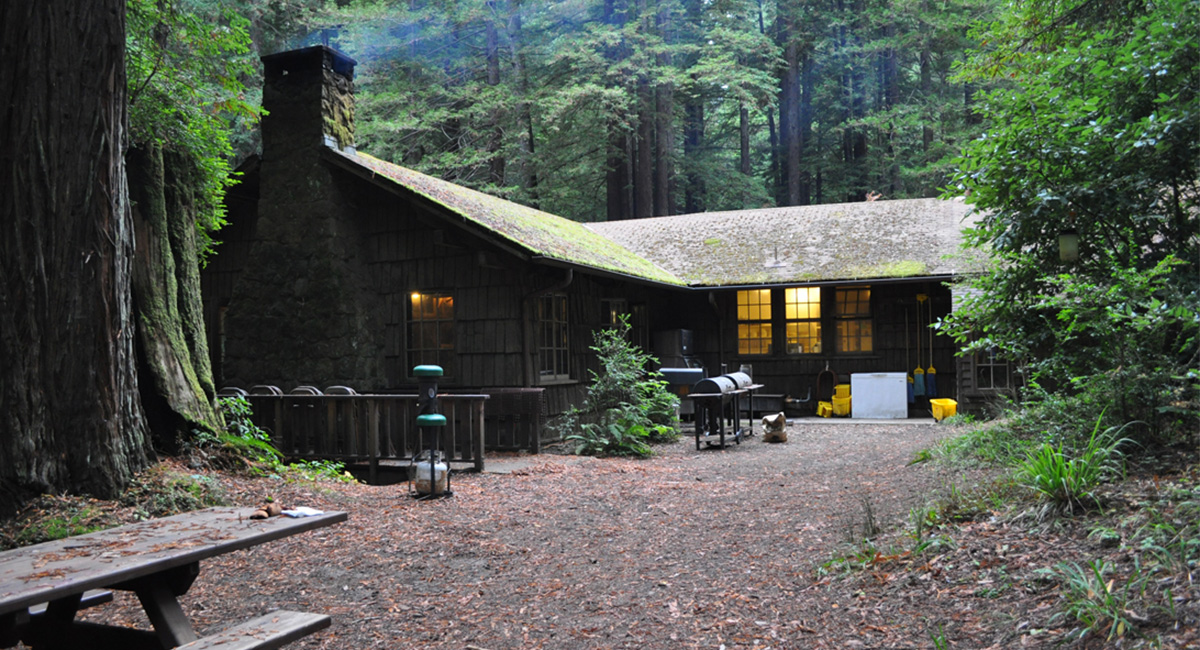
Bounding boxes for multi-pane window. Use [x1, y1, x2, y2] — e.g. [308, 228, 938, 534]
[600, 298, 626, 329]
[737, 289, 773, 355]
[600, 298, 649, 352]
[835, 287, 873, 353]
[975, 347, 1010, 390]
[538, 294, 570, 382]
[408, 292, 455, 376]
[784, 287, 822, 354]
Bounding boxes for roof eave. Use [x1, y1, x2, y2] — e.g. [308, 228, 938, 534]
[684, 273, 962, 291]
[530, 255, 686, 289]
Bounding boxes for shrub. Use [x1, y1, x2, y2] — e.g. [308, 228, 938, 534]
[557, 316, 680, 457]
[200, 397, 356, 483]
[1015, 413, 1130, 515]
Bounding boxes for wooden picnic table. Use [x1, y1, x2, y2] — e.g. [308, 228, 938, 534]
[0, 506, 346, 650]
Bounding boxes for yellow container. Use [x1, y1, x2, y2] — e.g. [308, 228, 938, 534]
[832, 395, 852, 417]
[931, 398, 957, 421]
[834, 384, 851, 399]
[817, 401, 833, 418]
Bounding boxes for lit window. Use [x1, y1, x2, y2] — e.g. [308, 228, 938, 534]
[737, 289, 773, 355]
[835, 287, 873, 353]
[409, 292, 455, 376]
[539, 294, 570, 382]
[784, 287, 821, 354]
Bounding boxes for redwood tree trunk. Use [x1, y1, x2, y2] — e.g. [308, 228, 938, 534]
[0, 1, 150, 512]
[634, 82, 654, 218]
[127, 143, 223, 455]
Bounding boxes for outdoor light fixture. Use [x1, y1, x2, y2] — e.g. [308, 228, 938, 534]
[1058, 228, 1080, 262]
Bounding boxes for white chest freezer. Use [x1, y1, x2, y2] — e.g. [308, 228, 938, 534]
[850, 372, 908, 419]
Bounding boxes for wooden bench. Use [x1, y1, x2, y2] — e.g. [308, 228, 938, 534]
[177, 611, 331, 650]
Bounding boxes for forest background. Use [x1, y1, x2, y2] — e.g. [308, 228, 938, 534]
[180, 0, 994, 223]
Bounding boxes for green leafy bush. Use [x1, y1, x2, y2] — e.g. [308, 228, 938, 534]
[557, 316, 680, 457]
[1046, 559, 1148, 642]
[1015, 414, 1129, 515]
[208, 397, 356, 483]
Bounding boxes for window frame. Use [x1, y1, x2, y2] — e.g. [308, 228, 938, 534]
[736, 289, 774, 356]
[783, 286, 822, 355]
[973, 346, 1011, 392]
[407, 291, 456, 378]
[537, 293, 571, 384]
[834, 286, 874, 354]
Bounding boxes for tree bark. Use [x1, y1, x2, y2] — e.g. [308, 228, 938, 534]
[485, 5, 506, 187]
[780, 37, 803, 206]
[653, 6, 674, 217]
[634, 82, 655, 218]
[127, 143, 223, 455]
[683, 97, 705, 214]
[0, 0, 150, 512]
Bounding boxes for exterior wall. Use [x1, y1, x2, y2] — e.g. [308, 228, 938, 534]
[704, 281, 958, 414]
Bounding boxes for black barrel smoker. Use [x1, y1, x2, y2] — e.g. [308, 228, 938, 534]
[688, 371, 761, 449]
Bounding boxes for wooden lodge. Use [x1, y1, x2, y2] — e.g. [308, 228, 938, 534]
[201, 45, 1006, 449]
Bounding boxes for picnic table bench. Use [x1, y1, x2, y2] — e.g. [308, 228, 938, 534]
[0, 506, 346, 650]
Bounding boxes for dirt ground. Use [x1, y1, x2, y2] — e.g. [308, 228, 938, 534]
[52, 420, 1198, 648]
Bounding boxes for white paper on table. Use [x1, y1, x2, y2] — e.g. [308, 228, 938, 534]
[282, 506, 324, 517]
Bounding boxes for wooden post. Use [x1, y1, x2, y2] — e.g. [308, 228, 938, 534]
[474, 398, 486, 472]
[368, 399, 379, 485]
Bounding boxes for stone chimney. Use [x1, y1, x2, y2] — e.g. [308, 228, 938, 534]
[260, 45, 356, 157]
[222, 45, 385, 391]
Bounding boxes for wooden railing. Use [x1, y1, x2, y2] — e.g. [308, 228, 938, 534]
[223, 388, 487, 482]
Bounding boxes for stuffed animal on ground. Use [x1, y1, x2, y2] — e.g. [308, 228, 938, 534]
[761, 412, 788, 443]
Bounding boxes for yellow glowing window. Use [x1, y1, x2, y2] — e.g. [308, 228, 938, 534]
[737, 289, 773, 355]
[784, 287, 821, 354]
[409, 292, 455, 376]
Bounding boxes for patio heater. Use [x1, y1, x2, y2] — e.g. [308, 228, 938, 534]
[410, 365, 452, 498]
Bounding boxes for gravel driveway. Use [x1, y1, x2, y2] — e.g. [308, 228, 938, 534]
[87, 419, 978, 649]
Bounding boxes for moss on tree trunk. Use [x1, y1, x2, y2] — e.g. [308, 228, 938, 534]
[128, 143, 223, 453]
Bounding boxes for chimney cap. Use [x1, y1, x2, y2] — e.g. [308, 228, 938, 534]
[262, 45, 356, 78]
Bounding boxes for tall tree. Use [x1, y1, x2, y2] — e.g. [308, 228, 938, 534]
[944, 0, 1199, 434]
[0, 0, 151, 511]
[125, 0, 258, 452]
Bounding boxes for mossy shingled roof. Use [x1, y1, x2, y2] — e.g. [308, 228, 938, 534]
[327, 149, 684, 285]
[585, 198, 985, 286]
[328, 148, 981, 288]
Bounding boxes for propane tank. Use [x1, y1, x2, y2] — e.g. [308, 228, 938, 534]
[413, 457, 449, 496]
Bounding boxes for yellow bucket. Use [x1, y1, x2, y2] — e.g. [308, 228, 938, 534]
[817, 401, 833, 418]
[930, 398, 957, 421]
[834, 384, 851, 399]
[832, 395, 852, 417]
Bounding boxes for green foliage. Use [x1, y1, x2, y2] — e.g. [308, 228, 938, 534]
[6, 501, 110, 548]
[126, 0, 262, 258]
[212, 397, 356, 483]
[558, 316, 680, 457]
[943, 0, 1200, 444]
[217, 396, 283, 464]
[1015, 414, 1130, 516]
[307, 0, 990, 218]
[1045, 559, 1148, 641]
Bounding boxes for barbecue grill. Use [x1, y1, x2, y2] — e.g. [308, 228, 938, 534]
[688, 371, 763, 449]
